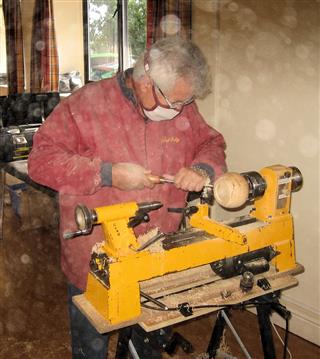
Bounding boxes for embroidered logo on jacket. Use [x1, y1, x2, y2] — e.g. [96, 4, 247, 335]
[161, 136, 180, 144]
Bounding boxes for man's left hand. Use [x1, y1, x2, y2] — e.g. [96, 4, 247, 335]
[170, 167, 209, 192]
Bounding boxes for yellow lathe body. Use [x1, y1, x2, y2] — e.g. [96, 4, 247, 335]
[69, 165, 302, 327]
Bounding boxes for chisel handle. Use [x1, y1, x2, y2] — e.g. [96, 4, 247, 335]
[147, 174, 174, 184]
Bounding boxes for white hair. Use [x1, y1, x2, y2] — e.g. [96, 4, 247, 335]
[133, 36, 212, 99]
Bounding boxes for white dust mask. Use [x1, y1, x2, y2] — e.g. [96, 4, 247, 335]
[142, 105, 181, 122]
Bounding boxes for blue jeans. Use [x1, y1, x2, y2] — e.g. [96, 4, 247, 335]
[67, 283, 109, 358]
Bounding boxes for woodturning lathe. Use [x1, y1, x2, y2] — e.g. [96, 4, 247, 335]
[64, 164, 303, 332]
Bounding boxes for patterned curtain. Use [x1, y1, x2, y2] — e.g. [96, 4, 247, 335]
[3, 0, 25, 94]
[147, 0, 192, 48]
[30, 0, 59, 92]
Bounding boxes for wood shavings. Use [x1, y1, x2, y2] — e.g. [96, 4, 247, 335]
[137, 227, 159, 246]
[91, 241, 105, 254]
[219, 331, 233, 357]
[148, 240, 164, 253]
[136, 227, 165, 253]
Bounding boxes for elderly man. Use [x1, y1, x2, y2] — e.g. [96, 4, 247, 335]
[28, 36, 226, 358]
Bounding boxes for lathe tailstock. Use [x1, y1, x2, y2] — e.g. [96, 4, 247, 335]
[66, 164, 304, 333]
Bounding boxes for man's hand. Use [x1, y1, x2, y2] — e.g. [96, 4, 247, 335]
[170, 167, 209, 192]
[112, 163, 155, 190]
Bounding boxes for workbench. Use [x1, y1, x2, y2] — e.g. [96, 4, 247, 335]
[0, 160, 57, 240]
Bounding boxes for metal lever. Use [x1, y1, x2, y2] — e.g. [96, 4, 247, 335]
[63, 229, 89, 240]
[128, 201, 163, 228]
[128, 212, 150, 228]
[140, 291, 169, 310]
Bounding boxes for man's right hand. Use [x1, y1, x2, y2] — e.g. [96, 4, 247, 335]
[112, 163, 155, 190]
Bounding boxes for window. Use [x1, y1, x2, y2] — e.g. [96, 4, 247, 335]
[83, 0, 147, 83]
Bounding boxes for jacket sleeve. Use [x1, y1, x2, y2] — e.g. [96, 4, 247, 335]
[188, 103, 227, 180]
[28, 99, 103, 195]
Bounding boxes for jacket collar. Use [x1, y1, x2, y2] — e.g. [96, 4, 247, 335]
[117, 68, 137, 106]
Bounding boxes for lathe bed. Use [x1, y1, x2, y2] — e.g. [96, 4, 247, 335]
[73, 262, 304, 334]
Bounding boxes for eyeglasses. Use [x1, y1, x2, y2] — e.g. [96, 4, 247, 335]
[153, 81, 194, 109]
[144, 56, 194, 109]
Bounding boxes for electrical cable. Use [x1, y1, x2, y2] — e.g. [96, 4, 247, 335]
[283, 317, 290, 359]
[141, 300, 280, 312]
[270, 319, 292, 359]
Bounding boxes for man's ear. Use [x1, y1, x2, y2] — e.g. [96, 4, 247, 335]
[139, 75, 153, 93]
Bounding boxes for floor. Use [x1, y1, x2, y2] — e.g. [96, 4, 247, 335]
[0, 191, 319, 359]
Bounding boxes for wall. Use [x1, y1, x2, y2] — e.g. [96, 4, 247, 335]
[193, 0, 319, 344]
[52, 0, 84, 79]
[20, 0, 84, 91]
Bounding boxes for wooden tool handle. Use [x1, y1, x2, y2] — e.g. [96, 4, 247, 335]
[147, 175, 175, 184]
[213, 172, 249, 208]
[147, 174, 161, 184]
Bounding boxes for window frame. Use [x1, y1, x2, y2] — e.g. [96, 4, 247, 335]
[83, 0, 128, 84]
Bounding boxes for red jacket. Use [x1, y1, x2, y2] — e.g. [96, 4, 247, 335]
[28, 74, 226, 290]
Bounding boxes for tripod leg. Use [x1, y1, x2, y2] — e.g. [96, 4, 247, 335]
[207, 309, 228, 358]
[256, 303, 276, 359]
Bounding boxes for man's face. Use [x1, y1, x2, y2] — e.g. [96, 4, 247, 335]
[137, 75, 194, 112]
